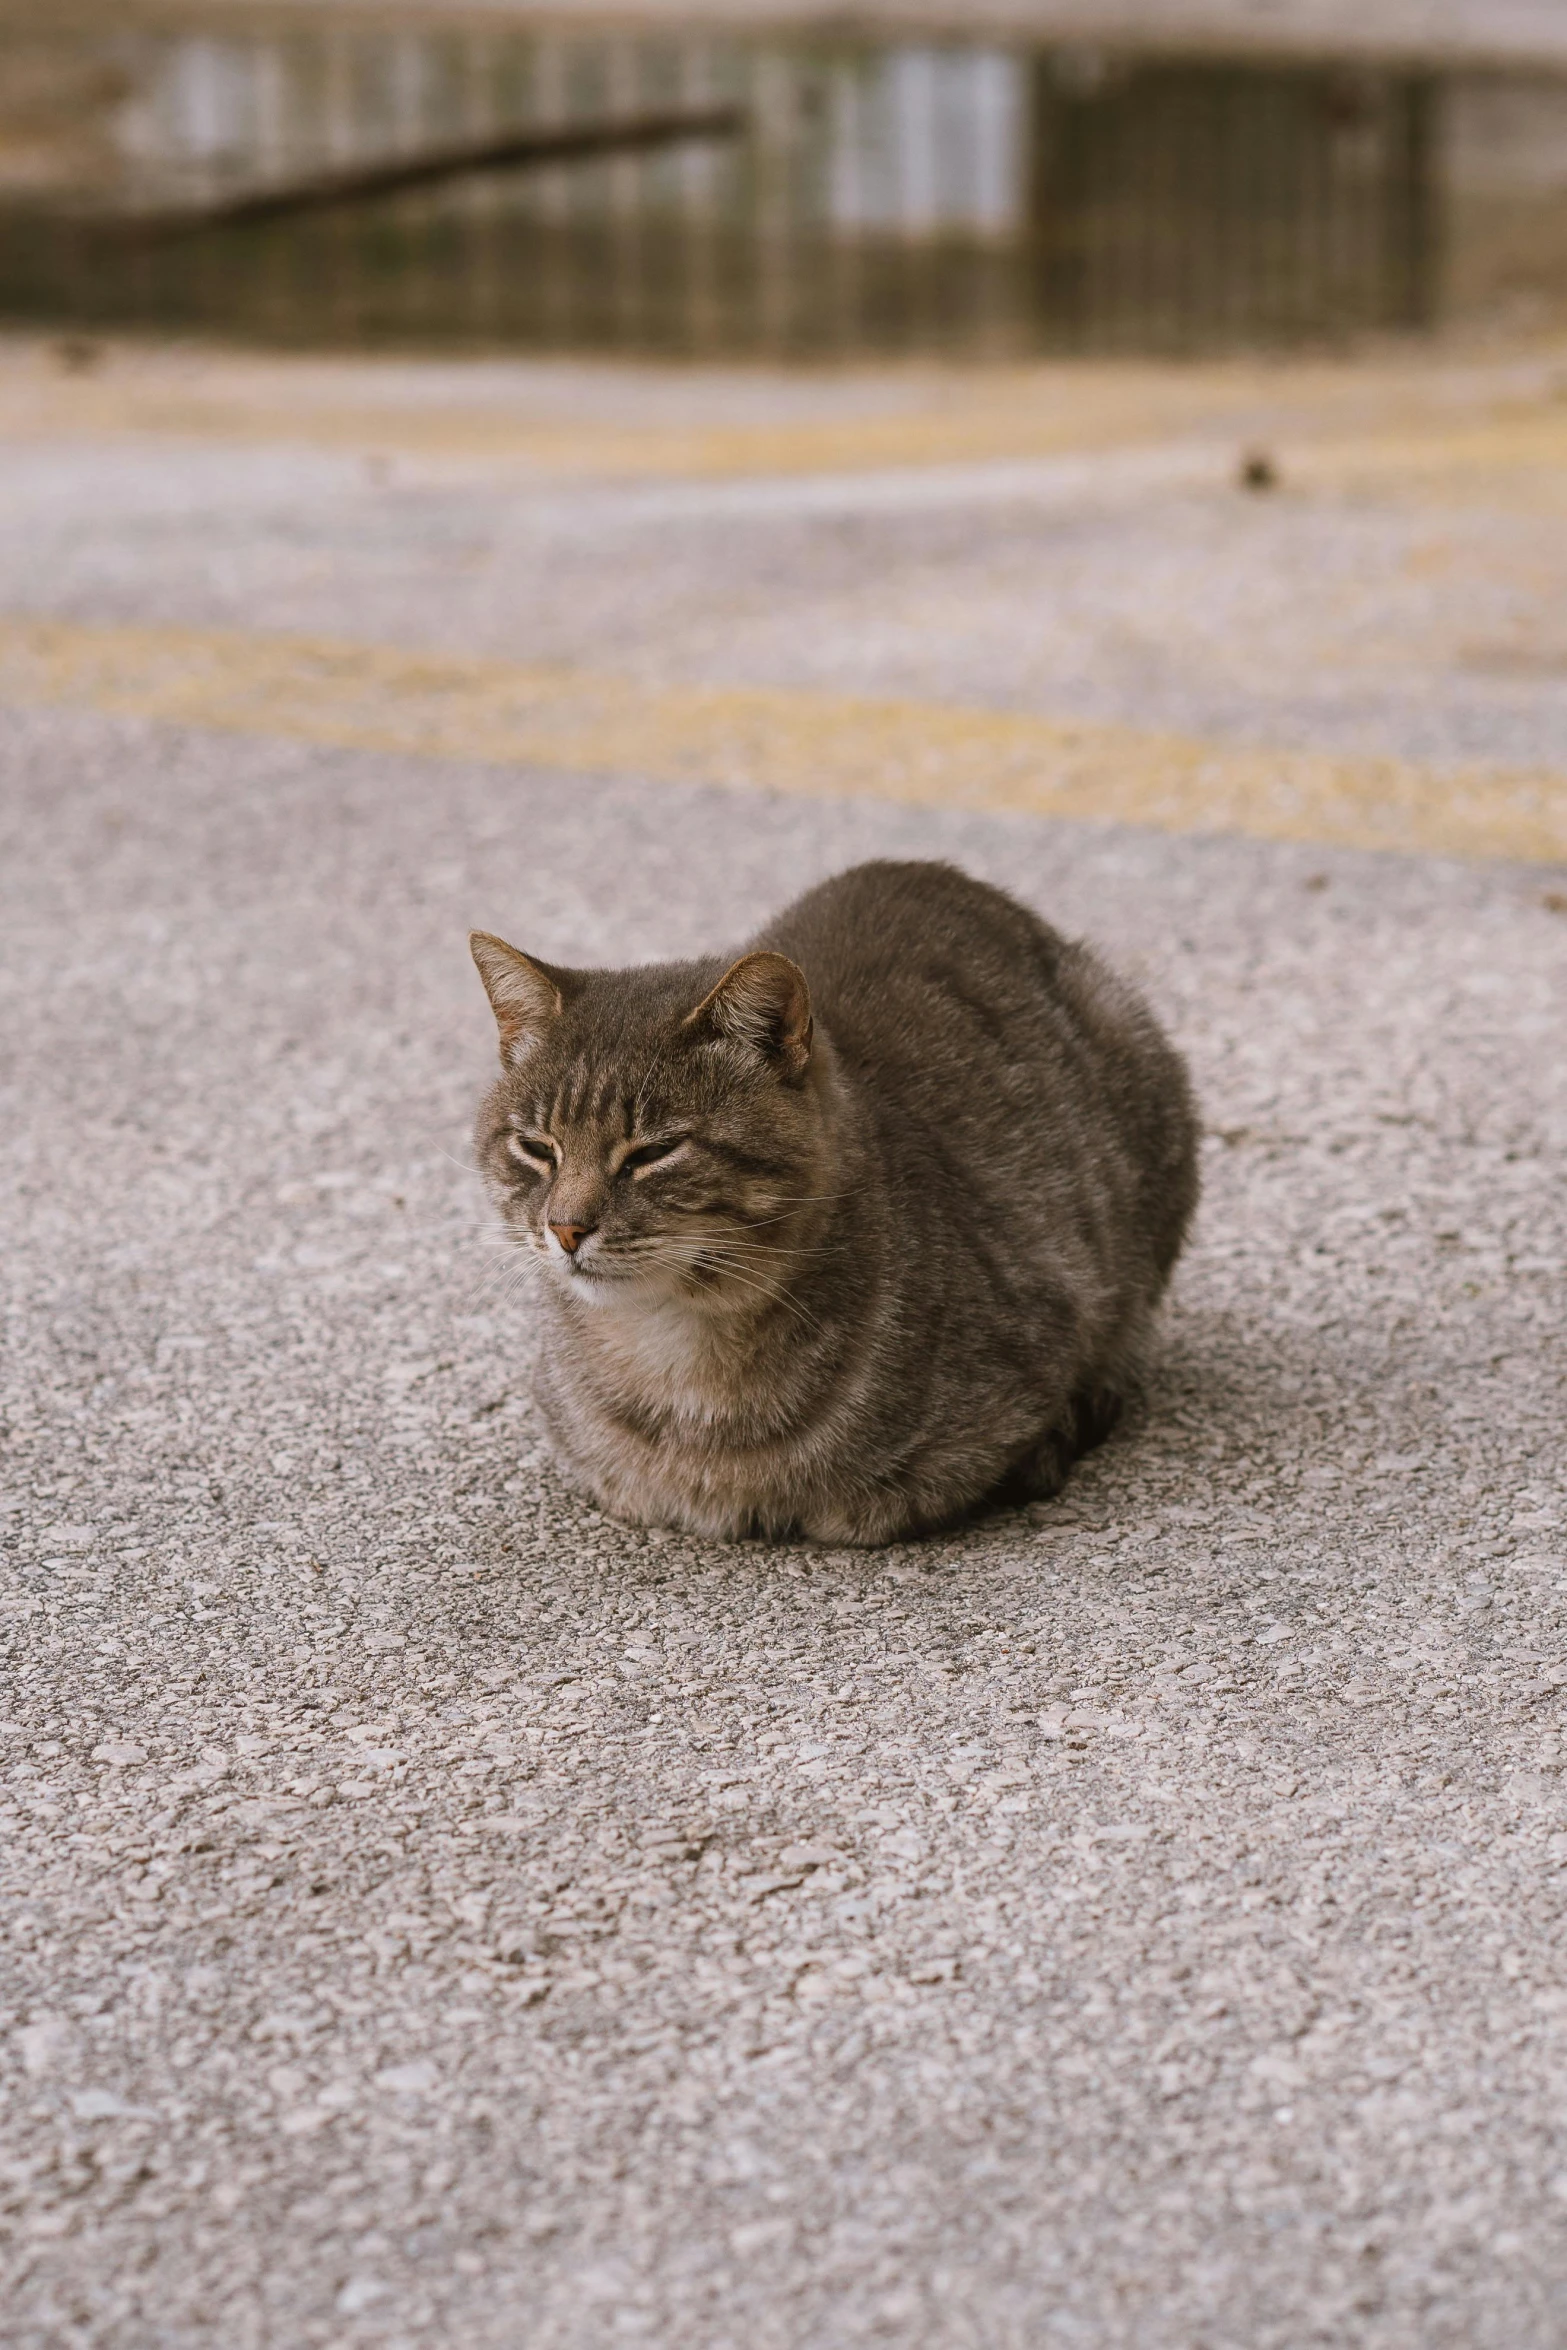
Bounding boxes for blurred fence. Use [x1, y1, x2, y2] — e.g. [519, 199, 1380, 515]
[0, 16, 1545, 356]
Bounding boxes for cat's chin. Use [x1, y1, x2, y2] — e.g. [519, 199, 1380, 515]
[549, 1254, 667, 1307]
[550, 1257, 622, 1304]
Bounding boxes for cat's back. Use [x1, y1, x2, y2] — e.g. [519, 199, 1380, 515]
[759, 858, 1197, 1284]
[758, 858, 1074, 1083]
[763, 850, 1045, 987]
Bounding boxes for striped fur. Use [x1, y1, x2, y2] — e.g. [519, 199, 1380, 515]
[471, 861, 1198, 1545]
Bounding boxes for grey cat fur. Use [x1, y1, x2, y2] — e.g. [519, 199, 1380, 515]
[471, 860, 1198, 1545]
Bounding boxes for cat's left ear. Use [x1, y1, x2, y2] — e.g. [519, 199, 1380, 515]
[685, 951, 813, 1081]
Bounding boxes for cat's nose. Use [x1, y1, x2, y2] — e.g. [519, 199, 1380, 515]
[549, 1220, 593, 1255]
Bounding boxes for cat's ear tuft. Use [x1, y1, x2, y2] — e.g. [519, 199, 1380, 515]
[469, 932, 568, 1066]
[685, 951, 813, 1080]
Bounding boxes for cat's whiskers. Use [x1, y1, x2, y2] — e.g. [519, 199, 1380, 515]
[740, 1188, 857, 1210]
[457, 1219, 551, 1298]
[647, 1238, 824, 1337]
[710, 1228, 836, 1261]
[610, 1222, 789, 1297]
[457, 1248, 546, 1313]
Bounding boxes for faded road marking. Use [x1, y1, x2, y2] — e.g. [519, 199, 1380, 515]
[2, 614, 1563, 866]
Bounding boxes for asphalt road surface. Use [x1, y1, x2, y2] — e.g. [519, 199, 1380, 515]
[2, 336, 1566, 2349]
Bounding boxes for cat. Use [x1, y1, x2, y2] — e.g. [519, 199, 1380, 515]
[470, 859, 1198, 1546]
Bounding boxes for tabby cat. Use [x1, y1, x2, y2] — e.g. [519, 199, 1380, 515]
[471, 860, 1197, 1545]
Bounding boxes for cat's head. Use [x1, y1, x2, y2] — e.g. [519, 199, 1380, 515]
[470, 931, 823, 1306]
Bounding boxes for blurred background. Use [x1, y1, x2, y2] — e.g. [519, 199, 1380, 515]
[4, 0, 1567, 356]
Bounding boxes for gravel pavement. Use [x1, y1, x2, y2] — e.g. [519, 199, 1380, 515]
[2, 339, 1567, 2349]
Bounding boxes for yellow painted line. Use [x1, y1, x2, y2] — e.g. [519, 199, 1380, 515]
[7, 344, 1567, 494]
[0, 350, 1254, 474]
[0, 343, 1559, 488]
[1290, 409, 1567, 513]
[2, 614, 1564, 866]
[0, 374, 1244, 480]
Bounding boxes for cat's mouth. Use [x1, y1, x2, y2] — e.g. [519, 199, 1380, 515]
[550, 1246, 635, 1291]
[558, 1251, 608, 1281]
[547, 1242, 707, 1307]
[541, 1232, 741, 1302]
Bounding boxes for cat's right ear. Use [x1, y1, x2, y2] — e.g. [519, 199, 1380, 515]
[469, 932, 569, 1066]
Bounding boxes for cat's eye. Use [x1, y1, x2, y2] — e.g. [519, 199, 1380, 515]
[506, 1131, 557, 1172]
[620, 1136, 687, 1176]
